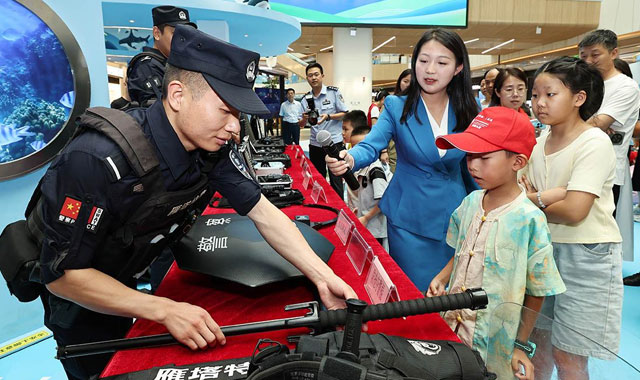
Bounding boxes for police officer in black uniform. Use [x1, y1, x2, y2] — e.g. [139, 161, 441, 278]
[36, 25, 357, 380]
[126, 5, 197, 106]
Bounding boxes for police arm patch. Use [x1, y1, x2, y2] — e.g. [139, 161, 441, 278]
[56, 196, 105, 233]
[86, 206, 104, 234]
[58, 196, 82, 226]
[229, 146, 254, 181]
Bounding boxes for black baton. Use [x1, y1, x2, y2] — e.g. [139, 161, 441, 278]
[56, 288, 487, 359]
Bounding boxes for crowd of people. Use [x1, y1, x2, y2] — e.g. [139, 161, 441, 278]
[320, 28, 639, 380]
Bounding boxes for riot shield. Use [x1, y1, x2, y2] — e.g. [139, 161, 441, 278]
[485, 302, 639, 379]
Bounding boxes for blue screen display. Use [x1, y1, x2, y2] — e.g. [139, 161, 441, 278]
[271, 0, 467, 27]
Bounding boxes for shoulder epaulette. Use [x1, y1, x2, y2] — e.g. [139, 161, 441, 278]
[327, 86, 339, 91]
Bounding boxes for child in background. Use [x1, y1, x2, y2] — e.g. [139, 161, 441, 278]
[429, 107, 565, 380]
[342, 110, 368, 211]
[351, 125, 389, 250]
[519, 57, 622, 380]
[342, 110, 368, 148]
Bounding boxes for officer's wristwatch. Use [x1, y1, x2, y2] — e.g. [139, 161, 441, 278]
[326, 113, 331, 121]
[514, 339, 536, 358]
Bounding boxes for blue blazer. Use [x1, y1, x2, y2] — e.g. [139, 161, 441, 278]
[350, 95, 476, 241]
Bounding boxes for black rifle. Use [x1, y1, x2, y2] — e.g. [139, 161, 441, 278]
[56, 288, 487, 359]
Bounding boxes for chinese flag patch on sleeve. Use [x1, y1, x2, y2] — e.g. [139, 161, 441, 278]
[58, 196, 82, 225]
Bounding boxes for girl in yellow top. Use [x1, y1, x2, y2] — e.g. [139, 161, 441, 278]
[520, 57, 622, 380]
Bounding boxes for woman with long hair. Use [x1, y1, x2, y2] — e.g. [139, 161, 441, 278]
[394, 68, 411, 95]
[327, 29, 479, 290]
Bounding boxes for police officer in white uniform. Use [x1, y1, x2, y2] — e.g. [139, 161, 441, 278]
[300, 63, 348, 196]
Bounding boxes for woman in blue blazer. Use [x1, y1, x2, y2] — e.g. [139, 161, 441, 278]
[328, 29, 479, 291]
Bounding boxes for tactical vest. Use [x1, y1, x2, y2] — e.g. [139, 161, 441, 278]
[126, 50, 167, 105]
[0, 107, 213, 305]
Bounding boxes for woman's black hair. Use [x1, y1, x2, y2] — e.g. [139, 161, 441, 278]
[489, 67, 531, 115]
[614, 58, 633, 78]
[533, 56, 604, 121]
[375, 89, 389, 102]
[394, 69, 411, 95]
[400, 29, 478, 132]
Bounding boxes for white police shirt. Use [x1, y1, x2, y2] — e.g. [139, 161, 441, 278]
[279, 99, 304, 124]
[301, 85, 348, 147]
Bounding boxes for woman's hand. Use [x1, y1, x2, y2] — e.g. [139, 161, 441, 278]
[325, 150, 354, 176]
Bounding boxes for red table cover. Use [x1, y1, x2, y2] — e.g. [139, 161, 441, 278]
[101, 145, 458, 377]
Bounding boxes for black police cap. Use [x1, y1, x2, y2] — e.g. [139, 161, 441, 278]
[152, 6, 197, 29]
[169, 25, 270, 116]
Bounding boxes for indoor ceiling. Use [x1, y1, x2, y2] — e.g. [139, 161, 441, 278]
[289, 23, 597, 57]
[288, 0, 602, 59]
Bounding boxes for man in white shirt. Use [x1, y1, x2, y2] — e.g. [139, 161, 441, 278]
[278, 88, 304, 145]
[580, 29, 640, 213]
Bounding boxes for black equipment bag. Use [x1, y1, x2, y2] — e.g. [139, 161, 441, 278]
[247, 331, 496, 380]
[0, 220, 42, 302]
[211, 188, 304, 209]
[261, 188, 304, 208]
[252, 153, 292, 168]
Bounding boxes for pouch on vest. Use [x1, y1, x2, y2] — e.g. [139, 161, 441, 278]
[0, 220, 43, 302]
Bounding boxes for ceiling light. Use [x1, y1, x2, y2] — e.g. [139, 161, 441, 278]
[464, 38, 479, 44]
[244, 34, 249, 38]
[286, 53, 309, 66]
[258, 43, 263, 47]
[265, 56, 277, 68]
[287, 47, 294, 52]
[350, 28, 357, 37]
[482, 39, 515, 54]
[372, 36, 396, 53]
[320, 45, 333, 52]
[129, 19, 135, 23]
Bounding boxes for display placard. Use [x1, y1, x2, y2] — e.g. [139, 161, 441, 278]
[302, 168, 312, 189]
[345, 228, 373, 275]
[364, 255, 396, 304]
[302, 159, 310, 174]
[310, 180, 327, 204]
[299, 152, 306, 166]
[334, 209, 355, 245]
[294, 146, 301, 159]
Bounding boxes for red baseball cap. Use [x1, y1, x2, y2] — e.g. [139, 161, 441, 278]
[435, 106, 537, 158]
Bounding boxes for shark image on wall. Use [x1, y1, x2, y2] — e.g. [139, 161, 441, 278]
[118, 29, 150, 48]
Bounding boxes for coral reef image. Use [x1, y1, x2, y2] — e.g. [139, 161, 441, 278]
[0, 0, 74, 164]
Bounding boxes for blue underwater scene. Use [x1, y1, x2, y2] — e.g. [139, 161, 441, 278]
[0, 0, 74, 164]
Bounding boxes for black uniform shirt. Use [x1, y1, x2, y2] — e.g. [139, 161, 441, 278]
[39, 101, 261, 284]
[126, 47, 167, 105]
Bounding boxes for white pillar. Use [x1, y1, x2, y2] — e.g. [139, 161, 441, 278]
[332, 27, 372, 113]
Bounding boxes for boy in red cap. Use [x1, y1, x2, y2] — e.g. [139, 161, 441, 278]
[428, 107, 565, 380]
